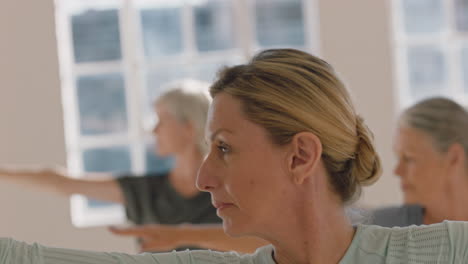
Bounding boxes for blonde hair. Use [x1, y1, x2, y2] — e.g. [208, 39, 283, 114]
[400, 97, 468, 155]
[210, 49, 381, 203]
[155, 79, 211, 155]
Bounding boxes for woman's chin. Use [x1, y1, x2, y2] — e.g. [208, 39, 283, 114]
[155, 148, 170, 157]
[222, 221, 249, 238]
[223, 228, 243, 238]
[403, 194, 420, 205]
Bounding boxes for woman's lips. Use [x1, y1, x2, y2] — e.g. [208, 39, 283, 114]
[400, 183, 412, 191]
[213, 202, 235, 211]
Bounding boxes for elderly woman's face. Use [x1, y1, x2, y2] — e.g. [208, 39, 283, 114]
[197, 93, 291, 236]
[393, 126, 449, 206]
[152, 103, 193, 156]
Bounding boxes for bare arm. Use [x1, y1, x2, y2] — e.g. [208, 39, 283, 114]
[0, 166, 124, 203]
[109, 224, 268, 253]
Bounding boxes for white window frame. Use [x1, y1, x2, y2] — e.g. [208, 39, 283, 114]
[54, 0, 321, 227]
[392, 0, 468, 111]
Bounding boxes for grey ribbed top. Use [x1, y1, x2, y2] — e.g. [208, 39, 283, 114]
[1, 221, 468, 263]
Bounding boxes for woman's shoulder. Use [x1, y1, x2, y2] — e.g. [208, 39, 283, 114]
[345, 221, 468, 263]
[359, 220, 468, 240]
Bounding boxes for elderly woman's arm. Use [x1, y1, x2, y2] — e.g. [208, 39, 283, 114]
[0, 167, 124, 203]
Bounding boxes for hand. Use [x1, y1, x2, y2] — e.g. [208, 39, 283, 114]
[29, 166, 69, 186]
[109, 224, 190, 252]
[0, 164, 67, 184]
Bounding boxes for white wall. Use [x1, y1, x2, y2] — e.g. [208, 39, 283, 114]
[319, 0, 402, 206]
[0, 0, 400, 252]
[0, 0, 135, 252]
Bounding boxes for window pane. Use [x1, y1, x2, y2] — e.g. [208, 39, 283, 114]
[146, 65, 192, 105]
[71, 8, 122, 63]
[255, 0, 305, 47]
[401, 0, 444, 34]
[192, 57, 244, 83]
[145, 145, 174, 175]
[192, 61, 223, 83]
[77, 73, 128, 135]
[140, 7, 183, 59]
[462, 45, 468, 93]
[82, 146, 131, 208]
[194, 0, 235, 52]
[83, 146, 132, 173]
[455, 0, 468, 32]
[407, 46, 447, 100]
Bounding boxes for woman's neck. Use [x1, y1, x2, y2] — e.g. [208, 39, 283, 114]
[259, 187, 356, 264]
[424, 173, 468, 224]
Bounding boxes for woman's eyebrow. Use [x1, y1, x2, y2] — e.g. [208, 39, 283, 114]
[207, 128, 234, 143]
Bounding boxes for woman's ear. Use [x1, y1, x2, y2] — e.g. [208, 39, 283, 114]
[184, 121, 196, 139]
[446, 143, 466, 172]
[287, 132, 323, 185]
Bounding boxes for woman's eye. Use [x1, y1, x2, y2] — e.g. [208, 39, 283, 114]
[401, 155, 413, 163]
[217, 143, 230, 154]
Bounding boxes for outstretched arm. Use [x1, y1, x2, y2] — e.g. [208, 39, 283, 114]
[109, 224, 268, 253]
[0, 237, 199, 264]
[0, 166, 124, 203]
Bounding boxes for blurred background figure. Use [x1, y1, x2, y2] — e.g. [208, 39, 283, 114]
[372, 97, 468, 227]
[0, 79, 266, 252]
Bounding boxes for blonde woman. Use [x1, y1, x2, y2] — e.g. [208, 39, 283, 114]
[372, 97, 468, 227]
[0, 80, 265, 253]
[1, 49, 467, 263]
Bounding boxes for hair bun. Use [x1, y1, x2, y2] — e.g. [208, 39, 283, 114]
[351, 116, 382, 186]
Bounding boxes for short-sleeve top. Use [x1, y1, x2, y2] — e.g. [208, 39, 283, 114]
[370, 204, 424, 227]
[116, 173, 221, 225]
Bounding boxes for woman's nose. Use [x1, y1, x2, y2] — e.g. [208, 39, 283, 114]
[394, 161, 403, 177]
[152, 123, 160, 135]
[196, 155, 218, 192]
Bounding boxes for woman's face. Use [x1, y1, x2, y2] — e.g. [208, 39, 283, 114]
[197, 93, 291, 237]
[393, 125, 449, 206]
[152, 103, 194, 156]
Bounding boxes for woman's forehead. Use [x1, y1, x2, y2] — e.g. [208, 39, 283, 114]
[206, 94, 260, 139]
[207, 96, 274, 147]
[395, 126, 434, 152]
[155, 103, 174, 118]
[206, 95, 241, 135]
[209, 94, 243, 121]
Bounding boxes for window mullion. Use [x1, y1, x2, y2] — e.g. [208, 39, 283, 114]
[54, 0, 84, 176]
[120, 0, 145, 175]
[233, 0, 255, 59]
[182, 2, 197, 61]
[302, 0, 321, 55]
